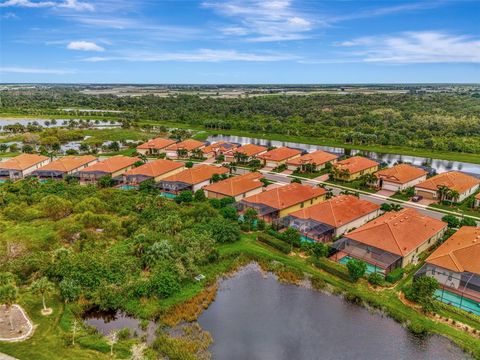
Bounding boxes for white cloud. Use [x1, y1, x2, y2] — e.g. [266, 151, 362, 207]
[0, 0, 93, 11]
[202, 0, 312, 42]
[82, 49, 297, 62]
[67, 40, 104, 51]
[336, 31, 480, 64]
[1, 11, 17, 18]
[0, 66, 74, 74]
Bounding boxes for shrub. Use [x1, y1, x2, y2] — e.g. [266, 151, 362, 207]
[346, 258, 367, 282]
[385, 268, 404, 283]
[441, 215, 460, 228]
[368, 273, 384, 286]
[175, 190, 193, 204]
[313, 258, 351, 282]
[257, 233, 290, 254]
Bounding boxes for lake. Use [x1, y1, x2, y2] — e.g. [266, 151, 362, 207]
[206, 134, 480, 176]
[0, 118, 120, 129]
[198, 264, 470, 360]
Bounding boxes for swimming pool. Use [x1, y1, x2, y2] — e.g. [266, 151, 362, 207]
[119, 185, 138, 190]
[161, 192, 177, 199]
[338, 256, 385, 275]
[435, 289, 480, 316]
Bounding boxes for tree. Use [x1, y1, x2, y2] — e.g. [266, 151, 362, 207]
[436, 185, 450, 203]
[185, 161, 194, 168]
[290, 178, 301, 184]
[206, 218, 241, 243]
[0, 273, 18, 330]
[30, 277, 55, 314]
[460, 217, 477, 226]
[346, 258, 367, 282]
[149, 269, 180, 298]
[175, 190, 193, 204]
[441, 214, 460, 228]
[410, 276, 439, 313]
[194, 189, 207, 202]
[40, 195, 73, 220]
[107, 330, 118, 356]
[59, 278, 81, 303]
[176, 148, 188, 159]
[282, 227, 301, 251]
[219, 206, 237, 221]
[98, 175, 113, 188]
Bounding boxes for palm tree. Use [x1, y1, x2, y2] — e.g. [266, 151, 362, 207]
[30, 277, 55, 314]
[176, 148, 188, 159]
[447, 189, 460, 204]
[437, 185, 450, 203]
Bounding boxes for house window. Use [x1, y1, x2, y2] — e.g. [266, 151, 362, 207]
[300, 202, 304, 208]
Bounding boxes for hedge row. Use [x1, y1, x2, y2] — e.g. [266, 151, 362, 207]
[313, 257, 351, 282]
[257, 233, 291, 254]
[385, 267, 404, 283]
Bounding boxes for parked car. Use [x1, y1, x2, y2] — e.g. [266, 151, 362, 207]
[411, 195, 423, 202]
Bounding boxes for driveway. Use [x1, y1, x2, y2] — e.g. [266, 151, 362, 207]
[376, 189, 395, 197]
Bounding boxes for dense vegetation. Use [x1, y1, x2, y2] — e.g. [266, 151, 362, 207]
[2, 88, 480, 154]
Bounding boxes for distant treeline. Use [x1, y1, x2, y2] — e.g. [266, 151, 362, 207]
[2, 89, 480, 153]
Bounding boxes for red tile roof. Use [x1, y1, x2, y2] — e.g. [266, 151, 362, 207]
[375, 164, 427, 184]
[202, 141, 239, 154]
[346, 208, 447, 257]
[242, 183, 326, 210]
[137, 137, 176, 150]
[415, 171, 480, 194]
[36, 155, 97, 173]
[123, 159, 184, 177]
[80, 156, 139, 174]
[426, 226, 480, 274]
[203, 172, 263, 197]
[289, 195, 380, 228]
[259, 147, 302, 162]
[334, 156, 378, 175]
[0, 154, 49, 171]
[287, 150, 338, 167]
[162, 164, 229, 185]
[166, 139, 205, 151]
[231, 144, 268, 157]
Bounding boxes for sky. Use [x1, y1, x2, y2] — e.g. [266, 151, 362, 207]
[1, 0, 480, 84]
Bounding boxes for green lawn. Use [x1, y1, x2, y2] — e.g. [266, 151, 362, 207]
[428, 195, 480, 219]
[325, 178, 377, 193]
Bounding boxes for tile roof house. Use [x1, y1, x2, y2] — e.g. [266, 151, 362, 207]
[203, 172, 264, 201]
[285, 195, 381, 242]
[475, 193, 480, 208]
[136, 138, 177, 156]
[160, 164, 229, 194]
[33, 155, 98, 180]
[414, 171, 480, 202]
[224, 144, 268, 163]
[287, 150, 338, 172]
[165, 139, 206, 159]
[0, 154, 50, 180]
[333, 208, 447, 272]
[202, 141, 239, 159]
[238, 183, 326, 222]
[122, 159, 185, 186]
[333, 156, 379, 181]
[375, 164, 428, 192]
[259, 147, 302, 168]
[418, 226, 480, 310]
[78, 156, 139, 184]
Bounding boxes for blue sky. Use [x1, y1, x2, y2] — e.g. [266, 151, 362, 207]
[1, 0, 479, 83]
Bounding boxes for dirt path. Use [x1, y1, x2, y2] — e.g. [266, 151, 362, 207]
[0, 304, 34, 342]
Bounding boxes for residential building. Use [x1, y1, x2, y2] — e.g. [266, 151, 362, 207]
[414, 171, 480, 202]
[0, 154, 50, 181]
[237, 183, 326, 223]
[33, 155, 98, 180]
[259, 147, 302, 168]
[416, 226, 480, 314]
[165, 139, 205, 159]
[286, 150, 338, 172]
[121, 159, 184, 187]
[332, 208, 447, 273]
[374, 164, 428, 192]
[159, 164, 229, 195]
[78, 156, 139, 185]
[136, 137, 177, 156]
[225, 143, 268, 163]
[203, 172, 264, 201]
[333, 156, 379, 181]
[202, 141, 239, 159]
[283, 195, 381, 242]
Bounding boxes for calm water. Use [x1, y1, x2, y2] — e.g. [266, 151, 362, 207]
[198, 264, 471, 360]
[207, 134, 480, 175]
[0, 118, 120, 128]
[83, 309, 157, 344]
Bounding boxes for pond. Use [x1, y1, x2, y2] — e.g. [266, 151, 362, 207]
[198, 264, 471, 360]
[0, 118, 121, 129]
[206, 134, 480, 176]
[83, 308, 157, 344]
